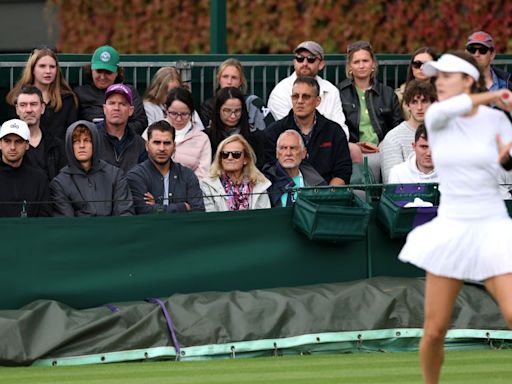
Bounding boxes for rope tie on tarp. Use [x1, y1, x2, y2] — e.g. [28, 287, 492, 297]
[104, 303, 120, 313]
[146, 298, 181, 360]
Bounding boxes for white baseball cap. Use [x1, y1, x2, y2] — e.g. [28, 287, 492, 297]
[0, 119, 30, 141]
[421, 54, 480, 81]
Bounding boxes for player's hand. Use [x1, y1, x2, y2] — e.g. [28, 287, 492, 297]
[496, 89, 512, 112]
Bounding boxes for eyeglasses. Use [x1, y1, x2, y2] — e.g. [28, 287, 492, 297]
[167, 111, 191, 119]
[221, 151, 243, 159]
[411, 60, 426, 69]
[295, 54, 318, 64]
[347, 41, 373, 54]
[221, 108, 242, 117]
[291, 93, 314, 102]
[467, 45, 491, 55]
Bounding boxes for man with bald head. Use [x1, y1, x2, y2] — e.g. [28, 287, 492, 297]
[265, 129, 326, 207]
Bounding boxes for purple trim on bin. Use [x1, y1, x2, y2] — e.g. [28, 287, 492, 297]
[394, 185, 426, 194]
[105, 304, 119, 313]
[412, 207, 438, 228]
[147, 298, 181, 358]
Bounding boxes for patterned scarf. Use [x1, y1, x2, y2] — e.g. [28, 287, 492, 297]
[221, 174, 252, 211]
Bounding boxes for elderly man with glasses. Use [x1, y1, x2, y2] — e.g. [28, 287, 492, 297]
[265, 76, 352, 186]
[466, 31, 512, 91]
[267, 41, 349, 140]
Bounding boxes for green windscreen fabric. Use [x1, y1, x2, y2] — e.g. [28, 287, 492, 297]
[0, 277, 509, 366]
[0, 208, 419, 310]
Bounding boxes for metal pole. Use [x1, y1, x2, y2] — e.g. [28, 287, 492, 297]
[210, 0, 227, 54]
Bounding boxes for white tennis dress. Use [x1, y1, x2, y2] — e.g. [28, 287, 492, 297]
[398, 94, 512, 280]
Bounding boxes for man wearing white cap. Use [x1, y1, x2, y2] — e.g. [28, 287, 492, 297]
[466, 31, 512, 91]
[267, 40, 349, 139]
[0, 119, 51, 217]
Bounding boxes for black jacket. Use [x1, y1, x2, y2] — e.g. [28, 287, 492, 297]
[337, 79, 403, 143]
[25, 130, 67, 181]
[95, 121, 147, 173]
[265, 161, 326, 207]
[74, 82, 148, 135]
[126, 159, 205, 214]
[0, 157, 51, 217]
[50, 121, 135, 217]
[264, 110, 352, 184]
[7, 92, 77, 141]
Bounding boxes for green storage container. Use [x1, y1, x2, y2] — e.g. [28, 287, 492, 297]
[377, 183, 439, 239]
[292, 187, 373, 242]
[506, 199, 512, 217]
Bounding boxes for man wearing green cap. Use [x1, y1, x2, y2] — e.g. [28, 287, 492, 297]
[74, 45, 148, 135]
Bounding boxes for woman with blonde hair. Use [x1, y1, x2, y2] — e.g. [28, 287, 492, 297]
[337, 40, 403, 181]
[200, 58, 274, 131]
[200, 134, 271, 212]
[143, 66, 203, 128]
[6, 47, 77, 139]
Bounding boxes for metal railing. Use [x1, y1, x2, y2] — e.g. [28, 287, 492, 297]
[1, 57, 511, 105]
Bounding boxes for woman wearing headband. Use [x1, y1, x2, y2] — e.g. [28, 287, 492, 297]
[398, 51, 512, 384]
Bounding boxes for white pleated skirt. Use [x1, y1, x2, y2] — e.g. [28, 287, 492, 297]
[398, 213, 512, 281]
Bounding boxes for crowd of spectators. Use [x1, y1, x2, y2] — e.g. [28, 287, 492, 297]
[1, 32, 511, 218]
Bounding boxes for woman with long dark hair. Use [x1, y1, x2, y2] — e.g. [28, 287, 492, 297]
[396, 47, 438, 119]
[205, 86, 265, 170]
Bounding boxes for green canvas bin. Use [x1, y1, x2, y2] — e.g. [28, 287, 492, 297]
[506, 200, 512, 217]
[292, 187, 373, 242]
[377, 183, 440, 239]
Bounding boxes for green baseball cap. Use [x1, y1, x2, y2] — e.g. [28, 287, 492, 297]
[91, 45, 120, 73]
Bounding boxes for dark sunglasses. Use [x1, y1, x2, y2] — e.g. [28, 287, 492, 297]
[411, 60, 426, 69]
[221, 151, 243, 160]
[467, 45, 491, 55]
[295, 54, 318, 64]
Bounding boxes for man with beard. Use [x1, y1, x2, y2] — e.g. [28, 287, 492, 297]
[0, 119, 51, 217]
[126, 120, 204, 214]
[267, 40, 349, 139]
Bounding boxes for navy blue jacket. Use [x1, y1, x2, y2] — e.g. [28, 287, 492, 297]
[126, 159, 205, 214]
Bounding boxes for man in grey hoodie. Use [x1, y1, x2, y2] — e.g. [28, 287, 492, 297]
[50, 120, 134, 216]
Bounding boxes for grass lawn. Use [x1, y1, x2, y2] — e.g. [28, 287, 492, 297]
[1, 349, 511, 384]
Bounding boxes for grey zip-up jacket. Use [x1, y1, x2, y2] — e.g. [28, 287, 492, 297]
[50, 120, 135, 217]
